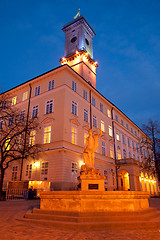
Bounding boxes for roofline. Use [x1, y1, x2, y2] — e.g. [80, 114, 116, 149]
[0, 63, 146, 137]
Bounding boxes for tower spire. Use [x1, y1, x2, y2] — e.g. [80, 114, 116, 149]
[74, 8, 80, 19]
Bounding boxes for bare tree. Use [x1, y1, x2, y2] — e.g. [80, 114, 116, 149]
[0, 94, 40, 200]
[141, 119, 160, 179]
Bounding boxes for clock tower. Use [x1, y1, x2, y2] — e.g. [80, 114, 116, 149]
[60, 15, 98, 89]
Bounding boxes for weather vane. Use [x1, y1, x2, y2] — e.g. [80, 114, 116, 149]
[74, 8, 80, 19]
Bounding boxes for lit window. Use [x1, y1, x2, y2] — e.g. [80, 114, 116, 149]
[26, 164, 32, 179]
[93, 115, 97, 128]
[84, 109, 88, 122]
[12, 166, 18, 181]
[32, 105, 38, 119]
[72, 126, 77, 144]
[72, 81, 77, 92]
[48, 80, 54, 91]
[123, 149, 127, 159]
[117, 146, 121, 159]
[84, 132, 88, 145]
[92, 97, 96, 107]
[121, 120, 124, 126]
[29, 130, 36, 146]
[46, 100, 53, 114]
[107, 109, 111, 118]
[115, 115, 118, 121]
[110, 145, 114, 158]
[102, 142, 106, 156]
[128, 138, 130, 147]
[83, 90, 87, 100]
[19, 110, 25, 123]
[101, 120, 105, 132]
[8, 115, 14, 126]
[22, 91, 28, 101]
[104, 170, 108, 181]
[0, 119, 3, 130]
[122, 134, 125, 144]
[72, 101, 77, 116]
[12, 96, 17, 106]
[43, 126, 51, 144]
[116, 131, 120, 141]
[100, 103, 103, 112]
[109, 125, 112, 137]
[5, 138, 10, 151]
[41, 162, 48, 179]
[35, 86, 40, 96]
[72, 162, 77, 174]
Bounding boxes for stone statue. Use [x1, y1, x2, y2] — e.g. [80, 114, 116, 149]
[83, 128, 102, 169]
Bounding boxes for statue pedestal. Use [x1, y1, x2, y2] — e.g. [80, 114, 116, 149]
[78, 165, 106, 191]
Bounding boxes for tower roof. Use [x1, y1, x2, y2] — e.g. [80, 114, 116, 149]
[62, 15, 96, 36]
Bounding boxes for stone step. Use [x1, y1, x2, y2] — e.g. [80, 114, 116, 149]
[18, 216, 160, 230]
[25, 209, 160, 223]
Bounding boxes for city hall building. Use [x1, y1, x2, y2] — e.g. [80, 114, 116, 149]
[1, 15, 158, 194]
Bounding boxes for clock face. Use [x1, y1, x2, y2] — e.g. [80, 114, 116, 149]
[71, 36, 77, 43]
[85, 38, 89, 46]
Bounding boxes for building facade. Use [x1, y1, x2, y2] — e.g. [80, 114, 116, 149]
[1, 15, 158, 194]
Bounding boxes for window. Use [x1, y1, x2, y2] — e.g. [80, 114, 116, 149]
[92, 97, 96, 107]
[107, 109, 111, 118]
[1, 101, 6, 109]
[35, 86, 40, 96]
[48, 80, 54, 91]
[108, 125, 112, 137]
[72, 101, 77, 116]
[100, 103, 103, 112]
[93, 115, 97, 128]
[122, 134, 125, 144]
[41, 162, 48, 179]
[115, 115, 118, 121]
[143, 149, 146, 156]
[29, 130, 36, 146]
[126, 124, 129, 129]
[127, 138, 130, 147]
[133, 154, 135, 160]
[12, 96, 17, 106]
[0, 119, 3, 130]
[83, 90, 87, 100]
[136, 144, 139, 152]
[72, 126, 77, 144]
[129, 152, 131, 158]
[43, 126, 51, 144]
[132, 141, 135, 149]
[22, 91, 28, 101]
[104, 170, 108, 181]
[19, 110, 25, 123]
[46, 100, 53, 114]
[101, 120, 105, 132]
[84, 109, 88, 122]
[12, 166, 18, 181]
[110, 145, 114, 158]
[123, 149, 127, 159]
[8, 115, 14, 126]
[26, 164, 32, 179]
[135, 131, 137, 136]
[102, 142, 106, 156]
[117, 146, 121, 160]
[121, 120, 124, 126]
[72, 81, 77, 92]
[72, 162, 77, 174]
[32, 105, 38, 119]
[5, 138, 10, 151]
[116, 131, 120, 141]
[131, 128, 133, 133]
[84, 132, 88, 145]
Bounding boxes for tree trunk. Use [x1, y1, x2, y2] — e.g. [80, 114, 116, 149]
[0, 167, 5, 200]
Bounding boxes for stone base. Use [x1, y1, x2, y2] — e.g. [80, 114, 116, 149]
[40, 191, 150, 212]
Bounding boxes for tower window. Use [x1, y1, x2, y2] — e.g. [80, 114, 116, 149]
[71, 36, 77, 43]
[85, 38, 89, 46]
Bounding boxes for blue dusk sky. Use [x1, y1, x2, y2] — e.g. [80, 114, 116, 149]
[0, 0, 160, 128]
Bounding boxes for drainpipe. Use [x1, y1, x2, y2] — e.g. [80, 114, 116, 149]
[111, 107, 119, 190]
[20, 84, 32, 181]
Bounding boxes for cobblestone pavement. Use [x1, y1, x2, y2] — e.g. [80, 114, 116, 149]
[0, 199, 160, 240]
